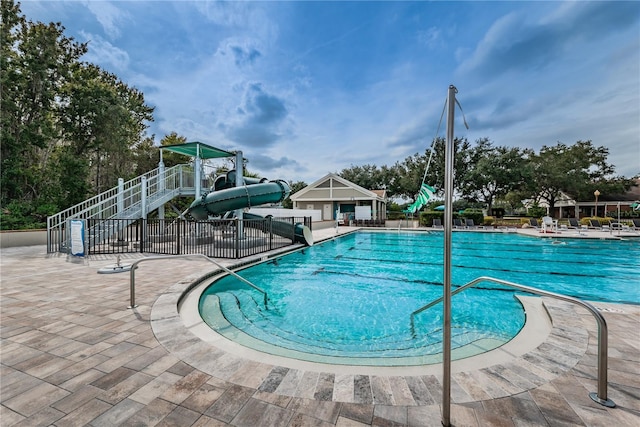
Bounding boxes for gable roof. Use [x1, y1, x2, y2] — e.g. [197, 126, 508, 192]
[371, 189, 387, 199]
[290, 173, 386, 201]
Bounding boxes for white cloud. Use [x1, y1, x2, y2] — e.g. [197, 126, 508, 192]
[79, 31, 129, 70]
[82, 0, 130, 39]
[194, 0, 278, 43]
[416, 27, 442, 49]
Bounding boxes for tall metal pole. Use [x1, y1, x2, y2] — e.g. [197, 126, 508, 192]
[442, 84, 457, 427]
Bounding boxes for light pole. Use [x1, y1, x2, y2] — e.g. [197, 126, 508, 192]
[594, 189, 600, 218]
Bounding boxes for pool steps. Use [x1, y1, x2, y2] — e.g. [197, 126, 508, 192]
[205, 289, 511, 366]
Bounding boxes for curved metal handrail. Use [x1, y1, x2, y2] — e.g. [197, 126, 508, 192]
[410, 276, 615, 408]
[127, 254, 268, 309]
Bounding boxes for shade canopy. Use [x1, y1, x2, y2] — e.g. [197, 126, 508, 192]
[434, 205, 445, 211]
[161, 142, 235, 159]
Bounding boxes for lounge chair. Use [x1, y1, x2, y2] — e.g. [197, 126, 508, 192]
[432, 218, 443, 229]
[453, 218, 464, 229]
[633, 219, 640, 230]
[566, 217, 588, 234]
[588, 219, 609, 231]
[465, 219, 484, 229]
[528, 218, 540, 228]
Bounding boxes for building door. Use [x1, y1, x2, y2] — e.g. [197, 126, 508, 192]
[323, 204, 332, 220]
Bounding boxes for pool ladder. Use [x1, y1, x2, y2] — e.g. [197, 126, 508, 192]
[126, 254, 268, 309]
[410, 276, 615, 408]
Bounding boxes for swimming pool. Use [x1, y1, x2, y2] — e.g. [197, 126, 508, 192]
[199, 231, 640, 365]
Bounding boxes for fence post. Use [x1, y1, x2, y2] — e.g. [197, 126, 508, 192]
[176, 218, 181, 255]
[235, 218, 240, 259]
[138, 220, 143, 253]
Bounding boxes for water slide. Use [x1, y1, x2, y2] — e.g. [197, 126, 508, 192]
[188, 170, 313, 245]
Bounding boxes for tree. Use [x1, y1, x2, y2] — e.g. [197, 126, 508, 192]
[530, 141, 630, 211]
[391, 137, 473, 201]
[460, 140, 532, 212]
[338, 164, 387, 192]
[1, 0, 87, 205]
[59, 63, 154, 193]
[1, 0, 154, 221]
[338, 137, 474, 202]
[159, 132, 189, 167]
[132, 132, 191, 176]
[282, 180, 307, 209]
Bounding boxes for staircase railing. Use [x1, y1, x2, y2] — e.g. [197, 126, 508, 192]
[47, 164, 198, 252]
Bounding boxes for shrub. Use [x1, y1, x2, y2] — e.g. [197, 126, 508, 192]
[461, 209, 483, 226]
[527, 203, 546, 218]
[387, 211, 407, 220]
[419, 211, 444, 226]
[582, 216, 612, 226]
[0, 201, 49, 230]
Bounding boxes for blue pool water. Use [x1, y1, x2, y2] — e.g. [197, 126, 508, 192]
[199, 231, 640, 363]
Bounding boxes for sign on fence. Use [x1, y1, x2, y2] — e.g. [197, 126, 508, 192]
[69, 219, 85, 257]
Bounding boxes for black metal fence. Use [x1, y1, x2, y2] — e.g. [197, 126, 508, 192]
[52, 217, 312, 258]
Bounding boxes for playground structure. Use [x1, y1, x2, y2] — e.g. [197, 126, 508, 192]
[46, 142, 312, 257]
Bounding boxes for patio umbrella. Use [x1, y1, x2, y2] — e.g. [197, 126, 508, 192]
[434, 205, 445, 211]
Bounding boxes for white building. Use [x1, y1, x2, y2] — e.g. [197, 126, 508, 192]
[290, 173, 387, 221]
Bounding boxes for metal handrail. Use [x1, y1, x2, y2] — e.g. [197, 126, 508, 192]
[127, 254, 268, 309]
[47, 164, 195, 252]
[410, 276, 615, 408]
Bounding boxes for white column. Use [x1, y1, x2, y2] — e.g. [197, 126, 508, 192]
[158, 152, 165, 220]
[141, 176, 147, 219]
[195, 145, 202, 198]
[117, 178, 124, 215]
[235, 151, 244, 239]
[117, 178, 125, 241]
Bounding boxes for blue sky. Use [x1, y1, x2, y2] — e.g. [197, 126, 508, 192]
[21, 1, 640, 184]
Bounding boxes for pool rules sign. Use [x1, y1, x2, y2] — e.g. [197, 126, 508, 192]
[69, 219, 85, 257]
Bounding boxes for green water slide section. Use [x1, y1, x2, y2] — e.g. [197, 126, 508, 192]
[188, 172, 313, 245]
[243, 213, 313, 246]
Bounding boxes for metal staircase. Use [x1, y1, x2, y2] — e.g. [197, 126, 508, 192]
[47, 164, 203, 253]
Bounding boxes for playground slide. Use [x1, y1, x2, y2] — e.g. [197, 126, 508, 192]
[188, 171, 313, 245]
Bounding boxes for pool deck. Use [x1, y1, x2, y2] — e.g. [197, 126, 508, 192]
[1, 226, 639, 426]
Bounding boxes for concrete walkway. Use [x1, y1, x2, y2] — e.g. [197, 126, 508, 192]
[1, 227, 639, 426]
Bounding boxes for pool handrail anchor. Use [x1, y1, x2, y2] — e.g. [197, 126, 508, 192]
[410, 276, 615, 408]
[127, 254, 268, 309]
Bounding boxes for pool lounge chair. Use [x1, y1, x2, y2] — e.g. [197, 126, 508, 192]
[588, 219, 609, 231]
[453, 218, 464, 229]
[465, 219, 484, 229]
[633, 219, 640, 230]
[529, 218, 540, 228]
[566, 217, 588, 234]
[432, 218, 443, 229]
